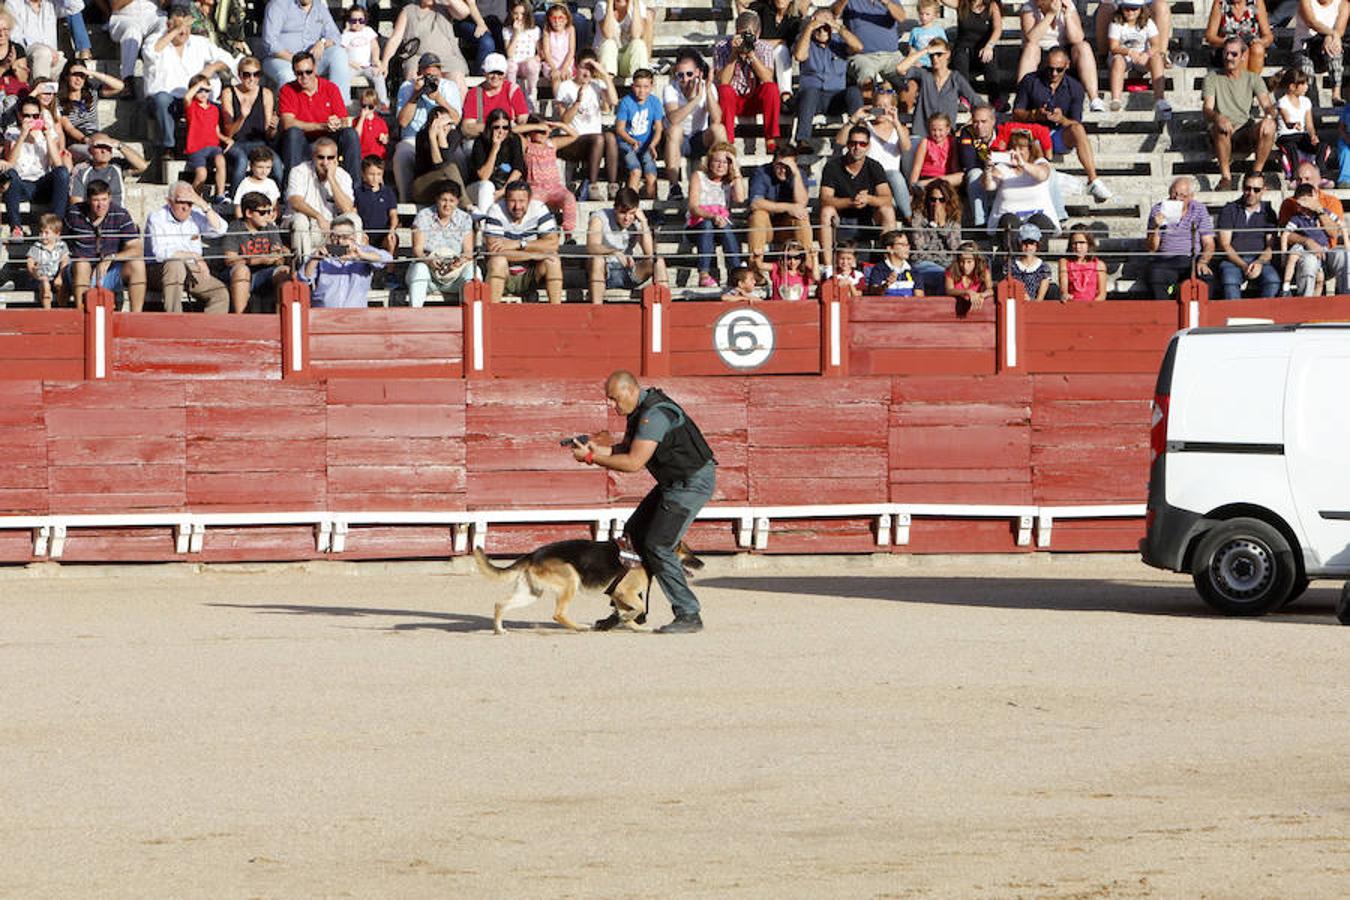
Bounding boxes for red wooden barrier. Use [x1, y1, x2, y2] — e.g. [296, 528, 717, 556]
[308, 307, 465, 379]
[278, 280, 311, 380]
[1200, 293, 1350, 326]
[995, 278, 1025, 373]
[486, 302, 642, 379]
[0, 307, 85, 381]
[849, 296, 997, 376]
[668, 300, 821, 375]
[818, 282, 848, 377]
[641, 283, 671, 377]
[84, 288, 115, 380]
[112, 313, 281, 379]
[462, 279, 490, 379]
[0, 381, 47, 515]
[1021, 300, 1176, 374]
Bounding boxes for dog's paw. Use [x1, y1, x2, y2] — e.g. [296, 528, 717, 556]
[620, 620, 652, 633]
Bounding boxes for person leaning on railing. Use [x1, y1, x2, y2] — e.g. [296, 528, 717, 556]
[65, 177, 146, 312]
[1214, 172, 1280, 300]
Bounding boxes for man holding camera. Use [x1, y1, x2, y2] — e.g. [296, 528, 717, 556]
[793, 7, 860, 153]
[300, 213, 393, 308]
[571, 370, 717, 634]
[713, 10, 781, 151]
[483, 181, 564, 303]
[391, 52, 465, 202]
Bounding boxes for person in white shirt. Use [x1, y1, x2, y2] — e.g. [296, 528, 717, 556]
[286, 135, 355, 257]
[340, 5, 387, 110]
[4, 0, 63, 79]
[145, 180, 230, 312]
[3, 96, 68, 238]
[143, 5, 237, 155]
[553, 50, 618, 201]
[109, 0, 167, 81]
[660, 49, 725, 203]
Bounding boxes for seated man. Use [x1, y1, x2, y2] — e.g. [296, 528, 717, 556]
[1214, 173, 1279, 300]
[1012, 48, 1112, 202]
[818, 124, 896, 278]
[1018, 0, 1103, 113]
[712, 11, 780, 151]
[1203, 37, 1275, 191]
[223, 190, 291, 312]
[142, 5, 235, 160]
[586, 186, 663, 304]
[792, 7, 859, 152]
[1279, 161, 1349, 294]
[838, 0, 906, 90]
[390, 52, 464, 202]
[286, 135, 356, 258]
[748, 143, 815, 273]
[299, 213, 392, 308]
[70, 135, 138, 205]
[145, 180, 230, 313]
[278, 50, 362, 182]
[64, 178, 147, 311]
[3, 95, 69, 238]
[408, 181, 477, 307]
[108, 0, 166, 83]
[662, 50, 724, 202]
[1143, 176, 1214, 300]
[483, 181, 563, 303]
[956, 104, 997, 228]
[260, 0, 349, 102]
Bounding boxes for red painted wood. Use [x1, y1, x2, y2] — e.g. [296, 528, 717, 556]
[187, 471, 327, 508]
[279, 279, 311, 380]
[327, 404, 465, 438]
[327, 379, 466, 405]
[819, 282, 848, 377]
[327, 436, 466, 465]
[112, 338, 282, 380]
[641, 283, 671, 378]
[1200, 294, 1350, 325]
[0, 530, 36, 561]
[1022, 301, 1176, 374]
[309, 307, 464, 334]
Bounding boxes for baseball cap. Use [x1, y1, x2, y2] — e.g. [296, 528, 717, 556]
[417, 52, 441, 72]
[1119, 0, 1147, 7]
[483, 53, 508, 75]
[1018, 223, 1043, 244]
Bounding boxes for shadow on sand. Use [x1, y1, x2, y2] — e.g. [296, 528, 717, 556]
[696, 575, 1342, 626]
[205, 602, 568, 634]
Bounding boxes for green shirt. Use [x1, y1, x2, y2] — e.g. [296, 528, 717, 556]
[1202, 69, 1268, 128]
[632, 389, 677, 443]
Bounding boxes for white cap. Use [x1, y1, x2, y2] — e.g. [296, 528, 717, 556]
[482, 53, 508, 75]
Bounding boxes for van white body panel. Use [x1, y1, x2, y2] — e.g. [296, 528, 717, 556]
[1284, 343, 1350, 570]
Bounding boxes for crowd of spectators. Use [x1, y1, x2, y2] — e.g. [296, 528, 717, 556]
[4, 0, 1350, 310]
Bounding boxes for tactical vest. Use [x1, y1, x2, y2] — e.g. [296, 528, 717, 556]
[624, 387, 716, 485]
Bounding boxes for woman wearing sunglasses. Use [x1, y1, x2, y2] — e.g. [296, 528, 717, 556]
[221, 55, 284, 196]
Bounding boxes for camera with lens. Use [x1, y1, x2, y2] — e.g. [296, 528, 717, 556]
[737, 30, 756, 51]
[420, 75, 439, 95]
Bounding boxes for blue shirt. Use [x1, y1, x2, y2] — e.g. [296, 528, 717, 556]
[302, 246, 393, 308]
[616, 93, 664, 148]
[844, 0, 902, 54]
[867, 258, 917, 296]
[1014, 70, 1086, 124]
[354, 182, 397, 236]
[748, 163, 796, 205]
[906, 21, 947, 67]
[394, 77, 463, 141]
[800, 35, 849, 92]
[262, 0, 342, 59]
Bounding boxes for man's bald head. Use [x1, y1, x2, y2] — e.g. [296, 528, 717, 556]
[605, 370, 641, 415]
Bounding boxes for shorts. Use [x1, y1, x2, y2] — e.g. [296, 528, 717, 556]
[186, 145, 223, 170]
[605, 256, 640, 289]
[1050, 126, 1069, 155]
[248, 265, 279, 294]
[1231, 119, 1262, 155]
[503, 268, 539, 296]
[621, 143, 657, 176]
[77, 260, 125, 292]
[680, 129, 712, 160]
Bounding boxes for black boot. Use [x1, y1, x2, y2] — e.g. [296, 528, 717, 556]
[1337, 584, 1350, 625]
[656, 613, 703, 634]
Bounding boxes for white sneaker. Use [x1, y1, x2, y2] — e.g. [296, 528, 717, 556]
[1088, 178, 1114, 202]
[1154, 99, 1173, 120]
[1089, 97, 1107, 113]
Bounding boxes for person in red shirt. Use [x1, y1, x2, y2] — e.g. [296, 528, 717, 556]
[183, 74, 231, 204]
[277, 49, 362, 182]
[355, 87, 389, 160]
[459, 53, 529, 141]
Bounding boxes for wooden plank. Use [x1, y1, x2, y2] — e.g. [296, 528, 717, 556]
[186, 470, 327, 507]
[1023, 349, 1167, 374]
[894, 401, 1030, 427]
[749, 474, 886, 505]
[850, 321, 997, 350]
[0, 360, 85, 381]
[327, 437, 466, 466]
[0, 309, 84, 333]
[114, 314, 277, 340]
[327, 525, 458, 559]
[889, 482, 1035, 504]
[0, 333, 86, 358]
[0, 382, 44, 404]
[326, 493, 465, 512]
[309, 332, 463, 360]
[327, 379, 467, 406]
[668, 347, 822, 376]
[853, 348, 996, 376]
[47, 491, 186, 512]
[1024, 323, 1176, 353]
[1031, 373, 1156, 402]
[112, 338, 281, 380]
[467, 469, 608, 508]
[468, 380, 600, 405]
[749, 403, 889, 447]
[848, 298, 995, 323]
[327, 404, 464, 438]
[890, 424, 1031, 469]
[49, 464, 186, 494]
[309, 361, 464, 380]
[327, 464, 467, 494]
[44, 380, 187, 407]
[44, 408, 186, 438]
[50, 435, 183, 465]
[187, 380, 325, 408]
[187, 405, 327, 438]
[308, 307, 463, 334]
[894, 518, 1027, 553]
[1022, 300, 1177, 326]
[667, 301, 820, 328]
[750, 376, 891, 406]
[1201, 296, 1350, 324]
[188, 437, 327, 470]
[0, 465, 48, 489]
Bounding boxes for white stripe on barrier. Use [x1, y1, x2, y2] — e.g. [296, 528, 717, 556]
[830, 301, 841, 367]
[1005, 298, 1017, 369]
[1188, 300, 1199, 329]
[94, 305, 106, 378]
[652, 301, 662, 354]
[289, 301, 303, 371]
[472, 299, 484, 371]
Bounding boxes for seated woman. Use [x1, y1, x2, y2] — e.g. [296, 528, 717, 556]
[983, 127, 1060, 250]
[1204, 0, 1272, 75]
[1294, 0, 1348, 106]
[910, 180, 964, 296]
[593, 0, 652, 81]
[1018, 0, 1104, 112]
[381, 0, 471, 97]
[411, 107, 465, 204]
[687, 141, 745, 288]
[466, 107, 527, 215]
[56, 59, 132, 166]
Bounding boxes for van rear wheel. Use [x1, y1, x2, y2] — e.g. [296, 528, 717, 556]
[1191, 518, 1297, 617]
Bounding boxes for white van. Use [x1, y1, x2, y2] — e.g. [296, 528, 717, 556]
[1141, 324, 1350, 616]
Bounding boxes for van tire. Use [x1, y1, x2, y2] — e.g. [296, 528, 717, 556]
[1191, 518, 1297, 616]
[1282, 575, 1311, 608]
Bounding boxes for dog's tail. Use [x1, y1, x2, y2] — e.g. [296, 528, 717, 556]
[676, 541, 705, 572]
[473, 547, 526, 580]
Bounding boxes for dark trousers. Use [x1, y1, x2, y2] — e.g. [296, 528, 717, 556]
[226, 140, 285, 197]
[794, 86, 849, 143]
[147, 92, 182, 150]
[1148, 255, 1204, 300]
[454, 16, 502, 72]
[5, 167, 70, 228]
[279, 126, 362, 184]
[952, 41, 1002, 103]
[624, 462, 716, 618]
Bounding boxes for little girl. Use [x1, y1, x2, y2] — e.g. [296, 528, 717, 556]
[768, 240, 813, 301]
[1107, 0, 1167, 117]
[1009, 223, 1056, 301]
[342, 6, 388, 112]
[829, 241, 865, 296]
[1058, 226, 1107, 302]
[183, 74, 230, 201]
[944, 241, 993, 310]
[909, 112, 960, 191]
[521, 115, 579, 234]
[1275, 68, 1330, 185]
[540, 4, 577, 96]
[504, 0, 543, 112]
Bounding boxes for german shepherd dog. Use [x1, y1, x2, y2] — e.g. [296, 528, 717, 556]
[473, 540, 703, 634]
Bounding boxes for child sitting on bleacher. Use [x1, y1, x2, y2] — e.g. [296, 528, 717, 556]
[906, 0, 948, 69]
[828, 240, 865, 296]
[342, 6, 389, 113]
[1275, 68, 1331, 185]
[867, 230, 921, 297]
[1106, 0, 1169, 118]
[1282, 183, 1344, 296]
[721, 265, 765, 303]
[540, 3, 577, 97]
[503, 0, 543, 112]
[232, 146, 280, 220]
[183, 74, 229, 205]
[615, 68, 663, 199]
[356, 88, 390, 160]
[910, 112, 960, 192]
[944, 242, 993, 310]
[1009, 222, 1056, 301]
[355, 155, 399, 257]
[27, 213, 70, 309]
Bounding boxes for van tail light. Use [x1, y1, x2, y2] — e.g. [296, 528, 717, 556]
[1149, 392, 1170, 463]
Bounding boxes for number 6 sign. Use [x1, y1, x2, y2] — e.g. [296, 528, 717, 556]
[713, 308, 775, 369]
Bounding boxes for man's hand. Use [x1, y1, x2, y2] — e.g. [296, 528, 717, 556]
[1213, 114, 1234, 136]
[1045, 107, 1066, 126]
[1245, 261, 1262, 280]
[326, 114, 343, 132]
[308, 38, 329, 57]
[852, 190, 870, 209]
[570, 437, 595, 463]
[1196, 261, 1213, 278]
[789, 204, 809, 221]
[94, 258, 111, 284]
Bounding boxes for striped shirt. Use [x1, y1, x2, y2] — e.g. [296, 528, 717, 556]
[483, 199, 557, 244]
[64, 202, 141, 260]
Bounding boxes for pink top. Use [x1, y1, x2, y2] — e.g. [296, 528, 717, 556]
[543, 28, 573, 75]
[949, 273, 986, 297]
[918, 135, 955, 180]
[524, 138, 564, 192]
[770, 262, 811, 301]
[1065, 258, 1099, 302]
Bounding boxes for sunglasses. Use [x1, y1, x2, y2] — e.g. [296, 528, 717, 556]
[294, 67, 315, 75]
[91, 143, 113, 151]
[1242, 185, 1264, 192]
[362, 104, 375, 110]
[491, 125, 510, 131]
[70, 71, 87, 78]
[21, 112, 39, 118]
[929, 50, 948, 57]
[249, 206, 274, 214]
[349, 16, 366, 23]
[675, 71, 697, 79]
[847, 139, 869, 146]
[240, 69, 260, 78]
[1048, 65, 1068, 73]
[315, 153, 337, 160]
[1224, 50, 1242, 58]
[875, 85, 895, 93]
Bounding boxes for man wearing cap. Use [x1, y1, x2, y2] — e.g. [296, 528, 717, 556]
[712, 11, 781, 150]
[142, 5, 237, 159]
[460, 52, 529, 140]
[391, 52, 465, 202]
[145, 180, 231, 313]
[278, 49, 362, 182]
[260, 0, 350, 102]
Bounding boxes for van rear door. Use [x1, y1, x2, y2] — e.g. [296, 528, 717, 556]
[1284, 339, 1350, 573]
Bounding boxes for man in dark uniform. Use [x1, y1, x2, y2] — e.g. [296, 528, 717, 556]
[572, 370, 717, 634]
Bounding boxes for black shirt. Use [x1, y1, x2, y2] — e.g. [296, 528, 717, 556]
[821, 155, 889, 201]
[752, 0, 802, 43]
[467, 132, 526, 188]
[1216, 198, 1277, 257]
[221, 219, 286, 260]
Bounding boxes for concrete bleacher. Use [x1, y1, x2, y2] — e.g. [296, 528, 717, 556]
[0, 0, 1343, 308]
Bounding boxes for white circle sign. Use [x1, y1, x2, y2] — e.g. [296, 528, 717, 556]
[713, 308, 775, 369]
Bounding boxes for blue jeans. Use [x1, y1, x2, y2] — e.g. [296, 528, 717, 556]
[67, 12, 91, 52]
[624, 461, 716, 618]
[263, 45, 351, 103]
[1337, 138, 1350, 185]
[912, 259, 948, 296]
[5, 167, 69, 228]
[621, 143, 657, 176]
[454, 16, 501, 72]
[147, 91, 181, 150]
[226, 140, 284, 196]
[694, 218, 742, 275]
[794, 86, 847, 143]
[280, 126, 362, 183]
[1216, 259, 1280, 299]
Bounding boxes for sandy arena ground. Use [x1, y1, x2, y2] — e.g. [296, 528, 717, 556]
[2, 553, 1348, 899]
